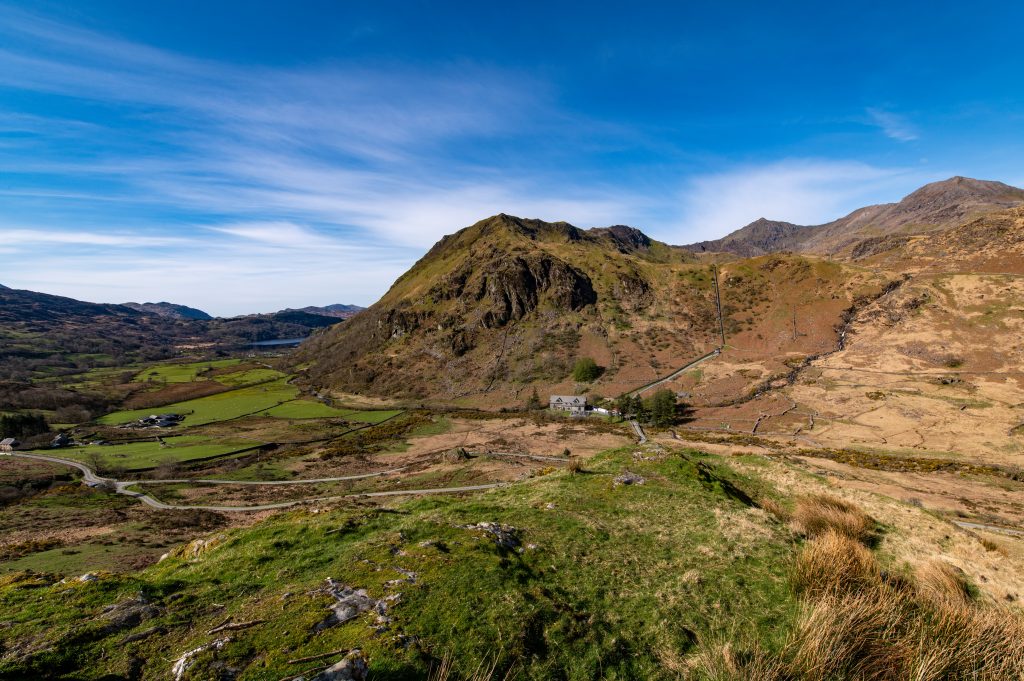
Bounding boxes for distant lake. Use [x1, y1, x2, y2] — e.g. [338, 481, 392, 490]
[251, 337, 305, 347]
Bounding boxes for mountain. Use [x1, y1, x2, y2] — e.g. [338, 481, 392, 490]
[285, 304, 364, 319]
[122, 301, 213, 320]
[685, 177, 1024, 257]
[685, 218, 806, 257]
[294, 214, 876, 403]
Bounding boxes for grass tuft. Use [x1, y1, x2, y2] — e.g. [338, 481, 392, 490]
[792, 529, 880, 598]
[790, 493, 876, 545]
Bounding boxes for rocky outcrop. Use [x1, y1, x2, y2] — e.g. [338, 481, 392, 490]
[481, 255, 596, 328]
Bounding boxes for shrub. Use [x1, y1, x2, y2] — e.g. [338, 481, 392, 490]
[571, 357, 601, 382]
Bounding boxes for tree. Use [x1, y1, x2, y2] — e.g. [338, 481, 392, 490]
[632, 395, 649, 422]
[615, 394, 633, 417]
[526, 387, 542, 410]
[572, 357, 601, 383]
[649, 389, 677, 426]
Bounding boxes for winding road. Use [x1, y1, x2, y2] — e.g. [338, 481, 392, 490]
[6, 452, 504, 512]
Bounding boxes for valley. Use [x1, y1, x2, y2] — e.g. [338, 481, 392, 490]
[2, 177, 1024, 679]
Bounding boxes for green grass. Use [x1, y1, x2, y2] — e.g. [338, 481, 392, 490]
[214, 367, 287, 387]
[98, 379, 299, 426]
[0, 542, 165, 576]
[133, 359, 242, 384]
[262, 399, 353, 419]
[58, 436, 259, 469]
[0, 448, 798, 680]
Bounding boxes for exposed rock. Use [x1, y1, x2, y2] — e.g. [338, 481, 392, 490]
[121, 625, 165, 644]
[462, 522, 521, 550]
[77, 572, 98, 582]
[441, 447, 470, 463]
[613, 471, 646, 487]
[171, 637, 233, 681]
[169, 534, 225, 561]
[313, 580, 378, 632]
[298, 649, 369, 681]
[101, 594, 160, 632]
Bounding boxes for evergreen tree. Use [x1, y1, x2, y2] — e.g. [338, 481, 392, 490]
[650, 389, 677, 426]
[527, 387, 542, 410]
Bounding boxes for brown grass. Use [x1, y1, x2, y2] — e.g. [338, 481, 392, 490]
[427, 652, 510, 681]
[694, 495, 1024, 680]
[790, 493, 876, 545]
[566, 457, 584, 474]
[915, 559, 973, 606]
[687, 641, 788, 681]
[792, 529, 881, 598]
[758, 497, 791, 522]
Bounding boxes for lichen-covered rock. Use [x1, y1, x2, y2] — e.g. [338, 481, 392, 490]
[613, 471, 645, 487]
[462, 522, 521, 550]
[312, 580, 379, 632]
[298, 650, 369, 681]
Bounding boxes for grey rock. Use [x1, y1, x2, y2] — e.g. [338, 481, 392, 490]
[613, 471, 645, 487]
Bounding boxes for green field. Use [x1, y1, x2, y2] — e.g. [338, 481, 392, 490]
[133, 359, 242, 384]
[214, 367, 286, 386]
[59, 436, 258, 469]
[262, 400, 403, 422]
[98, 379, 299, 426]
[261, 399, 353, 419]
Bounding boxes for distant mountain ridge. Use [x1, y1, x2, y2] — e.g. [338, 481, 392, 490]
[122, 301, 213, 320]
[0, 286, 358, 380]
[684, 177, 1024, 257]
[286, 304, 364, 319]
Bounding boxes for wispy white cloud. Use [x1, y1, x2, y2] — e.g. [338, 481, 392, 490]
[677, 159, 925, 240]
[866, 107, 919, 142]
[0, 228, 186, 247]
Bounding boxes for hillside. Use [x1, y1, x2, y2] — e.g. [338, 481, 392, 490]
[685, 176, 1024, 257]
[0, 287, 345, 381]
[296, 214, 885, 404]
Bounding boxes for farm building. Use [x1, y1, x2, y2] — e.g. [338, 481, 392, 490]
[0, 438, 19, 452]
[549, 395, 587, 414]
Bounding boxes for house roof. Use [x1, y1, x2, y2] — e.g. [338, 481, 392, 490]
[549, 395, 586, 404]
[0, 438, 17, 446]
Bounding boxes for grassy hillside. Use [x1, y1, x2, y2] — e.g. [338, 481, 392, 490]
[0, 448, 800, 680]
[295, 215, 882, 406]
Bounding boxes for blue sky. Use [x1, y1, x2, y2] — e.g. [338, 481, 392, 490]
[2, 1, 1023, 315]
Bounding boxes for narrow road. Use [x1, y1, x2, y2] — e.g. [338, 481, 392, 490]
[627, 348, 721, 397]
[629, 420, 648, 444]
[953, 520, 1024, 538]
[6, 452, 503, 513]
